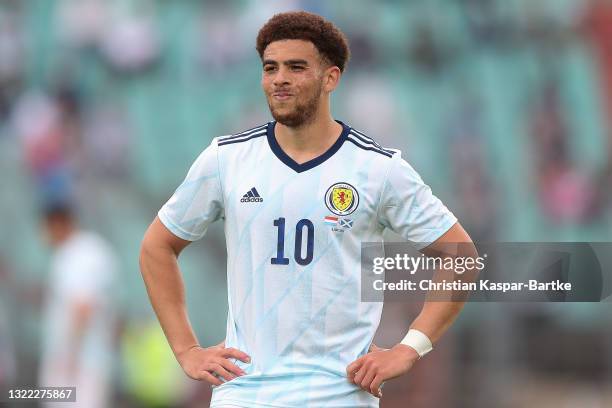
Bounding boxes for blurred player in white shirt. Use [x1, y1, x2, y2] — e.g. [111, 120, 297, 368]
[39, 203, 118, 408]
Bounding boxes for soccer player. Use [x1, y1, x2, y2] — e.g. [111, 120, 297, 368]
[139, 11, 476, 407]
[39, 203, 118, 408]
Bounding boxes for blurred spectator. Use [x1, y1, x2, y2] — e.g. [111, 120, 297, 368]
[522, 1, 572, 51]
[81, 103, 132, 179]
[583, 0, 612, 138]
[582, 0, 612, 214]
[409, 23, 451, 74]
[529, 80, 595, 223]
[447, 92, 498, 241]
[57, 0, 110, 49]
[58, 0, 160, 74]
[99, 7, 160, 75]
[12, 90, 65, 174]
[38, 202, 119, 408]
[462, 0, 516, 48]
[11, 84, 85, 199]
[346, 29, 376, 69]
[194, 5, 252, 76]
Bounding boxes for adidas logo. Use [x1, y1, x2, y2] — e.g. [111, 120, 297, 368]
[240, 187, 263, 203]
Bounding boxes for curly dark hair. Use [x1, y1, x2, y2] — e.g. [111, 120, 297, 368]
[256, 11, 350, 73]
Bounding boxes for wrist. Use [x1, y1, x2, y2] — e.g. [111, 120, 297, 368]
[392, 343, 420, 362]
[175, 343, 201, 362]
[399, 329, 433, 359]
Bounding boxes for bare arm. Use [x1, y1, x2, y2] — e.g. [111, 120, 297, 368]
[139, 216, 199, 356]
[348, 222, 477, 398]
[139, 217, 249, 384]
[64, 300, 94, 375]
[410, 221, 477, 342]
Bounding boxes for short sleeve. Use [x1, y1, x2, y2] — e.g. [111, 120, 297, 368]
[158, 138, 224, 241]
[377, 152, 457, 248]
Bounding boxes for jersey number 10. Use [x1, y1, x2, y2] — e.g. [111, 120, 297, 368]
[271, 217, 314, 266]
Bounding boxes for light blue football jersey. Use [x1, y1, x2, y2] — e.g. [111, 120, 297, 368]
[158, 120, 457, 408]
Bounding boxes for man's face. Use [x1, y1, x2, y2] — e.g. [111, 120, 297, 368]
[43, 215, 73, 247]
[261, 39, 327, 127]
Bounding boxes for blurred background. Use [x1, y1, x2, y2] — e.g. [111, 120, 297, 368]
[0, 0, 611, 407]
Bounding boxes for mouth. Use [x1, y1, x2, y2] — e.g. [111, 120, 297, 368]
[272, 91, 293, 101]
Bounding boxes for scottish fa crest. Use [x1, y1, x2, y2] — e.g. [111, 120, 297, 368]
[325, 182, 359, 216]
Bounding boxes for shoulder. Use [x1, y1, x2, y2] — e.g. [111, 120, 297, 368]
[185, 122, 271, 174]
[215, 122, 270, 148]
[342, 125, 401, 180]
[343, 125, 399, 160]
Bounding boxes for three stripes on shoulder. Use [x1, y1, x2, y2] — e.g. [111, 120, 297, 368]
[346, 128, 395, 158]
[218, 124, 268, 147]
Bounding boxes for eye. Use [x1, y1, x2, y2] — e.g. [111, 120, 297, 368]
[291, 65, 305, 71]
[263, 65, 276, 73]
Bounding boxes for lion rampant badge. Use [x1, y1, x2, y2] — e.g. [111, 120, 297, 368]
[325, 182, 359, 216]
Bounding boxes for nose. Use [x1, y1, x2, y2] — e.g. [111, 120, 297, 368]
[272, 66, 290, 87]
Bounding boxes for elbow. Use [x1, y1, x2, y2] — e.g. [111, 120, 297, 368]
[139, 232, 154, 276]
[464, 241, 479, 260]
[462, 241, 482, 282]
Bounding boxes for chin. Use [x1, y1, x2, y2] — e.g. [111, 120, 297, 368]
[275, 113, 306, 127]
[271, 107, 297, 123]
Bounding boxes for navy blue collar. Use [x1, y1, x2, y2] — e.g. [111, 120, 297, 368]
[266, 120, 350, 173]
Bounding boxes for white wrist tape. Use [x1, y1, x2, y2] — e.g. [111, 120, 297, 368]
[400, 329, 433, 358]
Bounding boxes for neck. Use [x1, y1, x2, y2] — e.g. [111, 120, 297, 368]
[274, 108, 343, 164]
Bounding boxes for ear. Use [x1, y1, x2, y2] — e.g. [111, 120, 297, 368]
[322, 65, 341, 93]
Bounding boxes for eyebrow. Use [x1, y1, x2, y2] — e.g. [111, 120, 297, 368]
[262, 59, 309, 66]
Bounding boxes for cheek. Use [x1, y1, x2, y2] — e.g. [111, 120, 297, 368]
[262, 76, 272, 91]
[302, 82, 320, 98]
